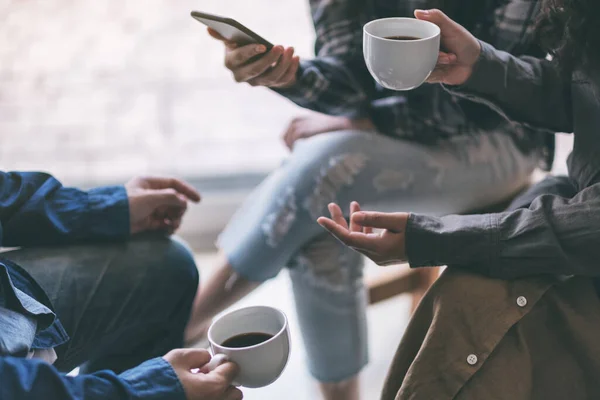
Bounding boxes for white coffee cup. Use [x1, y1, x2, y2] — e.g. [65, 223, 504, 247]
[363, 17, 440, 91]
[204, 306, 290, 388]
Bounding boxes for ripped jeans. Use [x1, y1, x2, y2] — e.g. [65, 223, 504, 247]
[218, 129, 541, 382]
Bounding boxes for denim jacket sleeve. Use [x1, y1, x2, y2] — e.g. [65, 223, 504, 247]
[272, 0, 376, 117]
[0, 356, 185, 400]
[0, 171, 130, 246]
[407, 181, 600, 279]
[445, 40, 573, 133]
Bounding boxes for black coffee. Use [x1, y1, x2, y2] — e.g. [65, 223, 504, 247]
[221, 332, 273, 348]
[385, 35, 420, 41]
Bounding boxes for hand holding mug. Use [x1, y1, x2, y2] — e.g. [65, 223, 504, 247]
[205, 306, 290, 389]
[363, 16, 440, 90]
[414, 9, 482, 85]
[163, 349, 243, 400]
[208, 28, 300, 88]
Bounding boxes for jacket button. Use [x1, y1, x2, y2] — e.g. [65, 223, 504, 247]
[467, 354, 478, 365]
[516, 296, 528, 307]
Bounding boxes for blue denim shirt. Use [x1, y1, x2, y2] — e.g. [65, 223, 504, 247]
[0, 171, 185, 400]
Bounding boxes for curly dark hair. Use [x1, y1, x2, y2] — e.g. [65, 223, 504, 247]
[536, 0, 600, 72]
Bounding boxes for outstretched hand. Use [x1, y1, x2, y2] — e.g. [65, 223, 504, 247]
[163, 349, 242, 400]
[317, 202, 409, 266]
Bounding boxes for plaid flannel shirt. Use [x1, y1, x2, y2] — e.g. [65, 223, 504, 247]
[276, 0, 554, 170]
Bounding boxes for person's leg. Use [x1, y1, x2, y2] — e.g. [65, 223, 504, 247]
[506, 174, 578, 209]
[187, 128, 540, 399]
[287, 233, 366, 400]
[4, 234, 199, 374]
[185, 252, 260, 345]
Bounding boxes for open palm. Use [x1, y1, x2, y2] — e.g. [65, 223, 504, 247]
[317, 202, 409, 266]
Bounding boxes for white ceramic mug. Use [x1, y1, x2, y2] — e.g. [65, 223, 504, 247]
[363, 17, 440, 91]
[204, 306, 290, 388]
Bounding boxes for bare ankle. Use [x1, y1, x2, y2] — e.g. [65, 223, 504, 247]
[184, 319, 212, 346]
[319, 376, 360, 400]
[184, 260, 261, 346]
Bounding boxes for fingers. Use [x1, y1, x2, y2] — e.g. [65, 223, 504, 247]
[283, 129, 294, 151]
[426, 64, 451, 83]
[163, 214, 184, 234]
[328, 203, 348, 230]
[212, 361, 240, 383]
[349, 201, 361, 232]
[427, 54, 456, 83]
[437, 51, 457, 65]
[317, 217, 351, 241]
[351, 211, 407, 233]
[225, 43, 268, 69]
[414, 9, 460, 35]
[207, 28, 238, 50]
[232, 46, 284, 82]
[282, 116, 305, 150]
[143, 202, 187, 234]
[282, 112, 307, 150]
[182, 349, 213, 370]
[223, 40, 298, 88]
[209, 26, 298, 89]
[170, 179, 201, 202]
[317, 217, 379, 250]
[152, 188, 188, 209]
[142, 177, 201, 202]
[276, 56, 300, 87]
[164, 348, 212, 370]
[224, 386, 244, 400]
[207, 27, 226, 41]
[282, 120, 299, 150]
[247, 47, 295, 87]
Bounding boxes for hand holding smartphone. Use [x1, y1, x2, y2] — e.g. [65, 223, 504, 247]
[191, 11, 300, 89]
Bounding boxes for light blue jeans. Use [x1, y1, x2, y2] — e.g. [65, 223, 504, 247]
[218, 129, 540, 382]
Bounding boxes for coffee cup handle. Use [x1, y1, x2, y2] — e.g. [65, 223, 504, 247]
[202, 353, 228, 372]
[202, 352, 241, 387]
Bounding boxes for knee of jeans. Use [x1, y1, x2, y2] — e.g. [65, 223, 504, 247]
[260, 148, 369, 249]
[288, 234, 363, 292]
[159, 237, 200, 296]
[299, 153, 369, 221]
[129, 235, 199, 302]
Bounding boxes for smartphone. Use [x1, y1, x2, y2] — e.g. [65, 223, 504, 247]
[191, 11, 274, 50]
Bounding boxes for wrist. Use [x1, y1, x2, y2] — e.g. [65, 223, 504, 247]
[120, 358, 186, 400]
[446, 40, 496, 92]
[86, 186, 131, 239]
[349, 118, 376, 131]
[461, 40, 483, 85]
[467, 39, 482, 70]
[276, 76, 298, 89]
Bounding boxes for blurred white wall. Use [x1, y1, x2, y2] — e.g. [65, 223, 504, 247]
[0, 1, 574, 249]
[0, 0, 315, 185]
